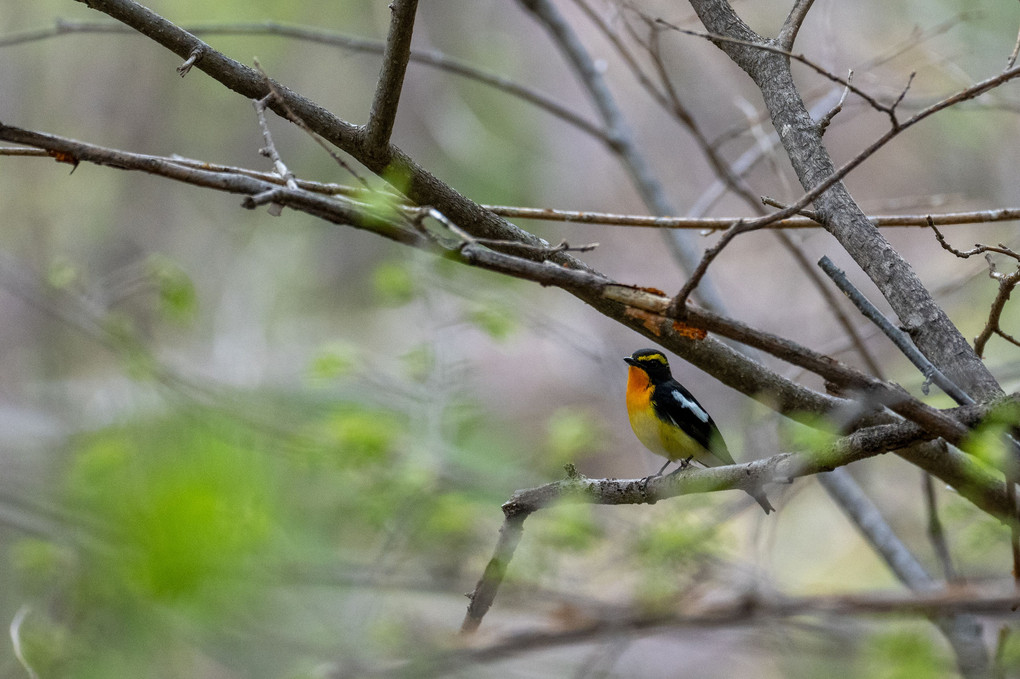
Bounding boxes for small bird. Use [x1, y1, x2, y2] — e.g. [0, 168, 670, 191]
[624, 348, 774, 514]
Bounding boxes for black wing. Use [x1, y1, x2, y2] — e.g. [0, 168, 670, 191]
[651, 380, 734, 464]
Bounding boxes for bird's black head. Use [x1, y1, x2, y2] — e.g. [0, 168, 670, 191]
[624, 348, 673, 382]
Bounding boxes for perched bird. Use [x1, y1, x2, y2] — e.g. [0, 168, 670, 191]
[624, 348, 774, 514]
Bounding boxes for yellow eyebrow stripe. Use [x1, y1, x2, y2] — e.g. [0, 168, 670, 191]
[637, 353, 667, 365]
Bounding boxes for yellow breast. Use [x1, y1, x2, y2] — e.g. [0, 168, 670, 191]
[626, 366, 712, 464]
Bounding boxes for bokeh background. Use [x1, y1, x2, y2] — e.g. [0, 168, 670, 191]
[1, 1, 1019, 677]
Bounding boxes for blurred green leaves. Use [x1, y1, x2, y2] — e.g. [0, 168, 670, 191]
[372, 259, 417, 305]
[544, 406, 604, 469]
[66, 418, 282, 607]
[145, 254, 197, 323]
[306, 341, 359, 381]
[961, 402, 1020, 472]
[6, 415, 290, 676]
[863, 627, 944, 679]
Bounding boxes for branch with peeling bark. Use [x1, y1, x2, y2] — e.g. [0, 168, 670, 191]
[1, 117, 1011, 516]
[5, 4, 1016, 668]
[460, 400, 1016, 634]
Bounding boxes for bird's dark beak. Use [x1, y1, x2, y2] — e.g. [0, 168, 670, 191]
[624, 356, 638, 367]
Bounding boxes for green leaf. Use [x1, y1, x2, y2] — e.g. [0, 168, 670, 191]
[46, 256, 79, 290]
[466, 303, 516, 339]
[545, 407, 603, 466]
[372, 260, 416, 305]
[320, 407, 406, 467]
[864, 627, 942, 679]
[306, 342, 358, 382]
[145, 254, 196, 322]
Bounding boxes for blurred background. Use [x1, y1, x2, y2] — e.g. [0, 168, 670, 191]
[1, 0, 1019, 677]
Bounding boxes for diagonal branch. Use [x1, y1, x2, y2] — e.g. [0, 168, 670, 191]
[364, 0, 418, 157]
[819, 468, 990, 677]
[684, 0, 1013, 402]
[0, 19, 607, 144]
[777, 0, 816, 51]
[517, 0, 729, 313]
[462, 405, 1015, 633]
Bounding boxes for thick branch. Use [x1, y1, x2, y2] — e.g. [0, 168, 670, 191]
[462, 404, 1016, 633]
[686, 0, 1006, 402]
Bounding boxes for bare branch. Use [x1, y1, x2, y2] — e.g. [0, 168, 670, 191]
[0, 19, 607, 144]
[777, 0, 816, 51]
[252, 80, 300, 215]
[817, 69, 853, 135]
[654, 16, 896, 122]
[820, 468, 989, 675]
[518, 0, 729, 312]
[480, 203, 1020, 230]
[1009, 11, 1020, 70]
[818, 256, 975, 406]
[923, 472, 958, 582]
[928, 220, 1020, 358]
[461, 406, 1016, 633]
[364, 0, 418, 156]
[976, 258, 1020, 358]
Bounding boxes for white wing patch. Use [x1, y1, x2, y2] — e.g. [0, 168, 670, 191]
[672, 389, 709, 423]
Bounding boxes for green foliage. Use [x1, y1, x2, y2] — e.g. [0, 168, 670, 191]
[11, 539, 75, 596]
[372, 259, 418, 305]
[466, 302, 517, 339]
[942, 498, 1010, 570]
[306, 341, 359, 382]
[782, 414, 840, 465]
[400, 342, 436, 383]
[531, 502, 601, 553]
[862, 627, 946, 679]
[316, 405, 407, 468]
[544, 406, 604, 468]
[46, 255, 79, 290]
[995, 629, 1020, 676]
[633, 515, 721, 571]
[19, 415, 290, 676]
[360, 167, 411, 232]
[961, 402, 1020, 472]
[145, 254, 197, 323]
[66, 419, 282, 605]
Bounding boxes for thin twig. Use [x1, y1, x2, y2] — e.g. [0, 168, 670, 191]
[654, 17, 897, 123]
[175, 45, 203, 76]
[929, 220, 1020, 358]
[518, 0, 730, 312]
[0, 19, 608, 143]
[889, 72, 917, 126]
[481, 204, 1020, 230]
[974, 256, 1020, 357]
[818, 256, 975, 405]
[817, 69, 853, 135]
[1008, 10, 1020, 71]
[252, 85, 299, 216]
[10, 606, 39, 679]
[923, 472, 958, 582]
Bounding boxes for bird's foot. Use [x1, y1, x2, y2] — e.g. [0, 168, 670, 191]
[666, 456, 694, 477]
